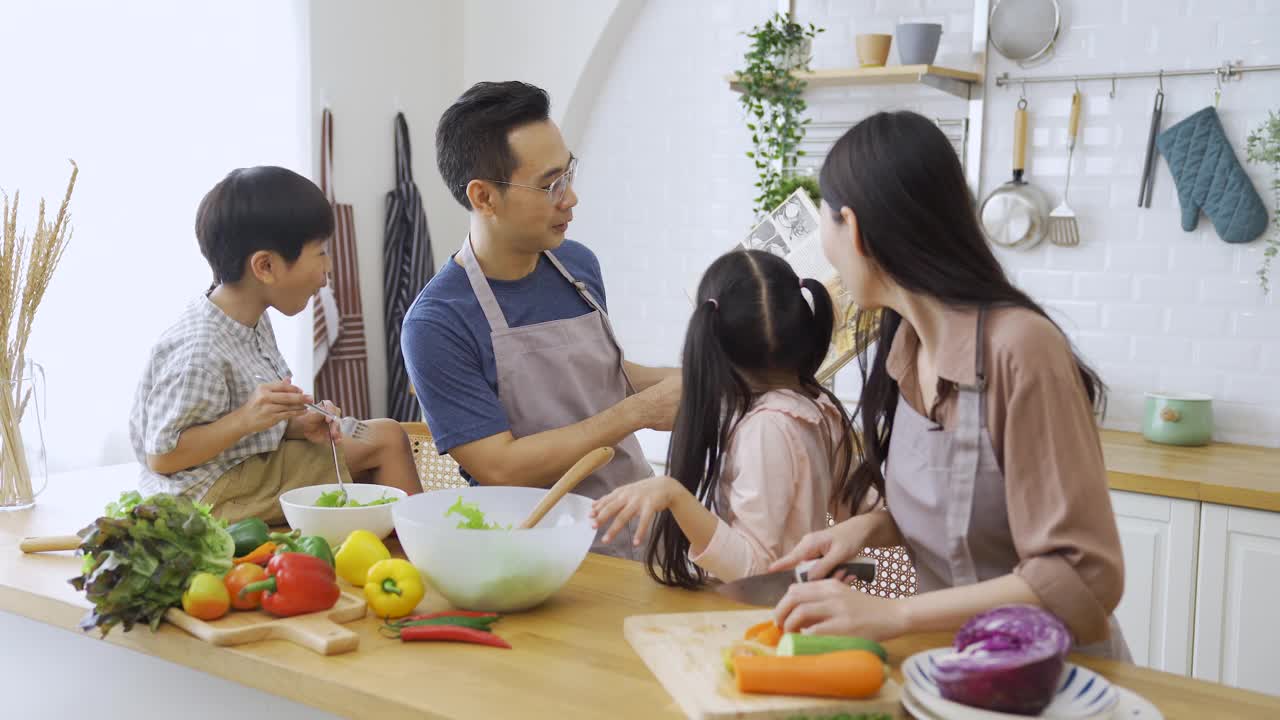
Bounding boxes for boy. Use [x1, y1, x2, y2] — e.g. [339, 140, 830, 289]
[130, 166, 420, 524]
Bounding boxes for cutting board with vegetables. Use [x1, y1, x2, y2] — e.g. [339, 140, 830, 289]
[624, 609, 902, 720]
[164, 590, 367, 656]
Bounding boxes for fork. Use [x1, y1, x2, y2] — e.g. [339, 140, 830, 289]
[304, 400, 374, 441]
[252, 375, 373, 440]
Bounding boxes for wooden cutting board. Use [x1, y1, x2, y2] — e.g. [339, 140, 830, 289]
[624, 609, 902, 720]
[164, 590, 367, 655]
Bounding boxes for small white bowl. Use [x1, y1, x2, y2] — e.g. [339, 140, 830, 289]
[278, 483, 408, 547]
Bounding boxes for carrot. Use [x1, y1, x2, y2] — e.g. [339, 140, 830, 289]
[734, 649, 885, 699]
[743, 620, 784, 648]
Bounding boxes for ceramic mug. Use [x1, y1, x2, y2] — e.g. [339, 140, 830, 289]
[856, 34, 893, 68]
[896, 23, 943, 65]
[1143, 392, 1213, 446]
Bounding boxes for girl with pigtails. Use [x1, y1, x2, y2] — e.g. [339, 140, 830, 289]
[590, 249, 858, 588]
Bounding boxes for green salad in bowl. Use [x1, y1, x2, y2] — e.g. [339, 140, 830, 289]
[313, 490, 400, 508]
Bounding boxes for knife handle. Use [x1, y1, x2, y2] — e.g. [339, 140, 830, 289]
[795, 558, 877, 583]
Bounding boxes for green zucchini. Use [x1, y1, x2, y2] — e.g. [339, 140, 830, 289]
[775, 633, 888, 662]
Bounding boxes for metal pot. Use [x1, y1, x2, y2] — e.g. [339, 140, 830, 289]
[1143, 392, 1213, 446]
[980, 100, 1050, 250]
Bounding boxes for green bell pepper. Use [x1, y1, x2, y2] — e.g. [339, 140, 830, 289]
[270, 531, 335, 568]
[228, 518, 271, 558]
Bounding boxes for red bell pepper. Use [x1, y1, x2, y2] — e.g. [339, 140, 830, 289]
[239, 552, 340, 617]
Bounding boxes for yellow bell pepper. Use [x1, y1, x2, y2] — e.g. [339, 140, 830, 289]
[334, 529, 391, 585]
[364, 558, 426, 618]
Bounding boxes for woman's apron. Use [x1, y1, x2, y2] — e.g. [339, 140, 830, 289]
[458, 237, 654, 560]
[884, 308, 1131, 660]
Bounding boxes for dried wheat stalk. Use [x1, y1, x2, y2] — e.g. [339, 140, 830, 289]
[0, 161, 76, 507]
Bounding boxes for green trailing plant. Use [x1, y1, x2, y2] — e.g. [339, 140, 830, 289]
[775, 173, 821, 208]
[1246, 110, 1280, 295]
[736, 13, 823, 218]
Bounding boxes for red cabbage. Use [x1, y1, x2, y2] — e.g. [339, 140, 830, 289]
[932, 605, 1073, 715]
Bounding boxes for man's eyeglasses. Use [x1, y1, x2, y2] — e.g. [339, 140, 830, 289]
[474, 156, 578, 206]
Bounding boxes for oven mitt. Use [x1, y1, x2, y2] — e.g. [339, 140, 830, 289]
[1156, 106, 1268, 244]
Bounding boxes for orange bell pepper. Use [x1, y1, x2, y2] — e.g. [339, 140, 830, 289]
[744, 620, 784, 647]
[233, 541, 277, 565]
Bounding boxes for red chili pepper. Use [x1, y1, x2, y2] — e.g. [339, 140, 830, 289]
[399, 625, 512, 649]
[239, 552, 340, 617]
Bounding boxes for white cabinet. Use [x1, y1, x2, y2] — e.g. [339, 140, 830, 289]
[1110, 490, 1199, 675]
[1192, 503, 1280, 696]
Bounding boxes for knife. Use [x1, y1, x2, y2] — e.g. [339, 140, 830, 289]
[714, 557, 878, 606]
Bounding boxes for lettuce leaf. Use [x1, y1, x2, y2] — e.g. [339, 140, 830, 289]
[70, 491, 235, 636]
[445, 495, 510, 530]
[314, 490, 400, 508]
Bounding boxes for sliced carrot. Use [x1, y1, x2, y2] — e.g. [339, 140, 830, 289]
[743, 620, 783, 647]
[734, 649, 885, 699]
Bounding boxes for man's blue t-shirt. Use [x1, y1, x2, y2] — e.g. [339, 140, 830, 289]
[400, 239, 607, 456]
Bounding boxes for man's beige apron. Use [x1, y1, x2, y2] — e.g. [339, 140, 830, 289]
[458, 237, 653, 559]
[885, 308, 1131, 660]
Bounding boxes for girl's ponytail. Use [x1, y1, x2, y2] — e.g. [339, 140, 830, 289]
[799, 278, 836, 380]
[647, 297, 752, 589]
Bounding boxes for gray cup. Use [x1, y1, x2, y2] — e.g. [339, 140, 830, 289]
[896, 22, 943, 65]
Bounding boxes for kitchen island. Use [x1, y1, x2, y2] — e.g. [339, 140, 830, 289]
[2, 463, 1279, 719]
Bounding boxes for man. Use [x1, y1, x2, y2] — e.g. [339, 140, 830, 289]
[401, 81, 680, 559]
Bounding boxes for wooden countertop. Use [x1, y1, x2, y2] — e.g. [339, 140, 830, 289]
[1101, 430, 1280, 512]
[4, 464, 1280, 719]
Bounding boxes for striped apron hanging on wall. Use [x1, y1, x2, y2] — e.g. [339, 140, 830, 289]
[382, 112, 435, 421]
[312, 108, 372, 420]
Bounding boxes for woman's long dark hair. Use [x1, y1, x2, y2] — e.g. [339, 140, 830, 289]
[820, 111, 1106, 515]
[647, 250, 857, 589]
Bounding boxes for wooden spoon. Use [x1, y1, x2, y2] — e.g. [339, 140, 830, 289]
[19, 535, 81, 553]
[517, 447, 614, 530]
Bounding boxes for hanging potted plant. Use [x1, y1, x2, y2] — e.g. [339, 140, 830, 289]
[736, 13, 823, 219]
[1246, 110, 1280, 294]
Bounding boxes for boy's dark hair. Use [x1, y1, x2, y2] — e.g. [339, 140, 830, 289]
[646, 250, 856, 590]
[195, 166, 334, 286]
[435, 81, 552, 209]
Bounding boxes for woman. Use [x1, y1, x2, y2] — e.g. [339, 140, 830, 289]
[771, 111, 1130, 660]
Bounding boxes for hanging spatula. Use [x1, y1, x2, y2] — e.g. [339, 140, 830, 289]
[1049, 89, 1082, 247]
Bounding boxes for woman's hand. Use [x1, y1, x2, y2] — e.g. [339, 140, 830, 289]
[773, 579, 908, 641]
[769, 514, 875, 581]
[590, 476, 686, 546]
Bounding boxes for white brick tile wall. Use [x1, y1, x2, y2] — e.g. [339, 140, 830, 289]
[1166, 305, 1232, 336]
[1102, 304, 1167, 333]
[1263, 344, 1280, 372]
[576, 0, 1280, 448]
[1195, 339, 1263, 371]
[1133, 335, 1195, 365]
[1076, 272, 1135, 301]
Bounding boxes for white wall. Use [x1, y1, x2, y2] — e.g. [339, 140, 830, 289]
[0, 0, 314, 472]
[307, 0, 465, 416]
[308, 0, 637, 417]
[981, 0, 1280, 446]
[575, 0, 1280, 451]
[461, 0, 643, 152]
